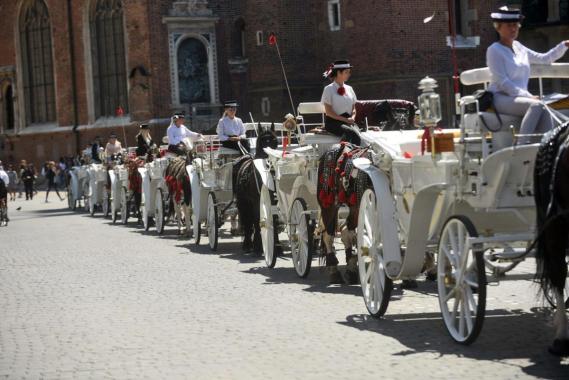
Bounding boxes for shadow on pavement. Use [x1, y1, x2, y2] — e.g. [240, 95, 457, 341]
[339, 308, 567, 379]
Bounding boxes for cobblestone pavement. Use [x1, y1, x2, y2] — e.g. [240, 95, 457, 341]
[1, 194, 568, 379]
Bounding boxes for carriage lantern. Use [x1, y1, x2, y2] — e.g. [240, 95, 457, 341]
[418, 76, 442, 125]
[418, 76, 442, 158]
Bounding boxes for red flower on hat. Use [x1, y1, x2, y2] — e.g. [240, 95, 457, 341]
[115, 106, 124, 117]
[337, 86, 346, 96]
[268, 33, 277, 46]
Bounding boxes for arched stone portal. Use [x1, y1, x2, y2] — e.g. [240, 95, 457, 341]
[177, 37, 210, 104]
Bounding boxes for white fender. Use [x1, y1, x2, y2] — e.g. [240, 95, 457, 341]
[138, 167, 152, 214]
[253, 158, 274, 192]
[187, 162, 203, 229]
[353, 157, 402, 279]
[402, 183, 446, 278]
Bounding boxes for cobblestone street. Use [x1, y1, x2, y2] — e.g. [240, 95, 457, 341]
[1, 195, 568, 379]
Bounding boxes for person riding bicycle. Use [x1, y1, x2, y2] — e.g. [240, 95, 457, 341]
[166, 113, 203, 156]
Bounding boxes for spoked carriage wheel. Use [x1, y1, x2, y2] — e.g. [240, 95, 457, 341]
[120, 187, 129, 225]
[102, 190, 110, 218]
[89, 196, 96, 216]
[142, 192, 150, 231]
[437, 215, 486, 345]
[155, 189, 165, 235]
[289, 198, 313, 278]
[67, 187, 74, 210]
[260, 185, 277, 268]
[207, 192, 218, 251]
[357, 188, 393, 317]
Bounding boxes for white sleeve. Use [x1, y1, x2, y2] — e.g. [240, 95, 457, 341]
[526, 42, 568, 65]
[487, 46, 532, 97]
[183, 126, 201, 142]
[238, 119, 246, 138]
[321, 86, 332, 106]
[167, 126, 176, 145]
[217, 119, 228, 141]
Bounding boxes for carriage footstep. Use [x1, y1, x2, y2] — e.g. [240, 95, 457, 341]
[548, 339, 569, 356]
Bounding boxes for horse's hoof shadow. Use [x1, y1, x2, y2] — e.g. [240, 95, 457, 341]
[548, 339, 569, 356]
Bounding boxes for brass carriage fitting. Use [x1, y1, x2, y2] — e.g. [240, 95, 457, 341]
[291, 233, 299, 242]
[360, 246, 370, 256]
[444, 274, 456, 287]
[259, 220, 267, 228]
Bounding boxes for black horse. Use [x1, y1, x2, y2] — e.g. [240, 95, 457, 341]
[233, 123, 279, 253]
[534, 120, 569, 356]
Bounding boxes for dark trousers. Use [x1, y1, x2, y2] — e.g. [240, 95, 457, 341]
[221, 139, 250, 154]
[324, 114, 361, 146]
[24, 181, 34, 200]
[46, 181, 62, 200]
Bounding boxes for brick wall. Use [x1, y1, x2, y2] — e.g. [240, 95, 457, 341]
[1, 0, 568, 167]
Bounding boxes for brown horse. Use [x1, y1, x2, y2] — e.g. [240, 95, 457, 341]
[534, 121, 569, 356]
[317, 142, 372, 284]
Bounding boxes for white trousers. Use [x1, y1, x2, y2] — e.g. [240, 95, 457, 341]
[493, 93, 553, 143]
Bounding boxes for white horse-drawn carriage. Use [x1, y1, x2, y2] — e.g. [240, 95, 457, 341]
[190, 123, 282, 251]
[85, 163, 110, 216]
[258, 63, 569, 345]
[67, 165, 90, 211]
[138, 155, 173, 233]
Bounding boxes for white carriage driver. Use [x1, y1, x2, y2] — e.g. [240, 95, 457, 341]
[487, 6, 569, 143]
[166, 113, 204, 156]
[321, 59, 362, 146]
[217, 101, 251, 154]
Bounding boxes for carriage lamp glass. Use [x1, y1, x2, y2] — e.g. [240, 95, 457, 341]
[418, 76, 442, 125]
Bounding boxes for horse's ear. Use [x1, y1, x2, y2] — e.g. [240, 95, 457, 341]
[270, 122, 275, 132]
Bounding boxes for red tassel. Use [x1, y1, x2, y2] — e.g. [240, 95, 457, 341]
[340, 171, 346, 177]
[327, 176, 334, 187]
[338, 190, 346, 203]
[348, 192, 357, 206]
[335, 167, 340, 173]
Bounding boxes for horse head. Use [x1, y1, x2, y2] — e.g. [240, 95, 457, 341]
[255, 122, 278, 159]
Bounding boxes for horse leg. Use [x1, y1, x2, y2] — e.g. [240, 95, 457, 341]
[320, 207, 343, 284]
[341, 227, 358, 284]
[549, 288, 569, 356]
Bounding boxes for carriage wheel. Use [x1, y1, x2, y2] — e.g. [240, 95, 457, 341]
[437, 216, 486, 345]
[120, 187, 129, 225]
[207, 192, 218, 251]
[89, 196, 96, 216]
[289, 198, 313, 278]
[184, 205, 193, 238]
[155, 189, 165, 234]
[260, 185, 277, 268]
[102, 190, 110, 218]
[67, 188, 74, 210]
[142, 192, 150, 231]
[357, 188, 393, 317]
[193, 212, 201, 245]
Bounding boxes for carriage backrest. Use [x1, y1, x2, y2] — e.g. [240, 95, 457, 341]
[460, 63, 569, 97]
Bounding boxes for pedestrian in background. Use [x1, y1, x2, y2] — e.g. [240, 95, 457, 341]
[45, 161, 64, 202]
[22, 164, 35, 200]
[17, 159, 27, 198]
[6, 164, 17, 201]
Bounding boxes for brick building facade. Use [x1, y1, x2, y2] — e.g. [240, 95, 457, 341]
[0, 0, 566, 166]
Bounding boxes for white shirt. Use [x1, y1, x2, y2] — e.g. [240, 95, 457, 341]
[167, 123, 201, 145]
[487, 41, 568, 97]
[105, 141, 122, 155]
[321, 81, 357, 116]
[217, 116, 246, 141]
[0, 169, 9, 186]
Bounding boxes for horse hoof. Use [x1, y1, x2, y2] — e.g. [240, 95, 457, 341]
[425, 271, 437, 282]
[548, 339, 569, 356]
[328, 267, 344, 284]
[343, 269, 359, 285]
[401, 279, 418, 289]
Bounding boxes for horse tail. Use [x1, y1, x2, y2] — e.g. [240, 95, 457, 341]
[534, 121, 569, 297]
